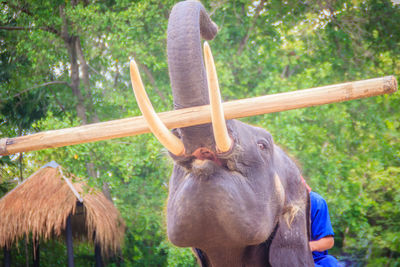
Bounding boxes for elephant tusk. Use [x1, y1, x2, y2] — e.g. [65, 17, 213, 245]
[130, 59, 185, 156]
[203, 42, 232, 153]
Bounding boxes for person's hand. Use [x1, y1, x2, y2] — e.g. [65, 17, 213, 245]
[309, 236, 334, 252]
[309, 241, 316, 252]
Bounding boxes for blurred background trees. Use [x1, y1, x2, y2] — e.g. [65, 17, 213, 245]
[0, 0, 399, 265]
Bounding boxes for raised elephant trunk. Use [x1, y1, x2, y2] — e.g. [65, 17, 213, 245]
[130, 1, 232, 156]
[167, 1, 219, 154]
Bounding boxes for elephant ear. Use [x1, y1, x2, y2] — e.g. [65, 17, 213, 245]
[268, 182, 314, 266]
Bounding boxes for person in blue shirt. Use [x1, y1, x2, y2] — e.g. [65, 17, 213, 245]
[309, 191, 339, 267]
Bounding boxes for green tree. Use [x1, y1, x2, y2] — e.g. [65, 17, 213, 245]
[0, 0, 399, 265]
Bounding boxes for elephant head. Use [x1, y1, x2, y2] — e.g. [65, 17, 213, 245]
[131, 1, 314, 266]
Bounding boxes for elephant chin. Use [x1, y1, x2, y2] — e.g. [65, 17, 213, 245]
[166, 166, 274, 248]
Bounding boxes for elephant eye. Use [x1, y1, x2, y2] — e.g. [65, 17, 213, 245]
[257, 140, 268, 150]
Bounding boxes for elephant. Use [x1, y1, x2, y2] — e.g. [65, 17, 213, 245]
[130, 1, 315, 266]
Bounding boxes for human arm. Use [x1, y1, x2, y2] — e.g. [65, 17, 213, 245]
[309, 192, 335, 253]
[309, 235, 334, 252]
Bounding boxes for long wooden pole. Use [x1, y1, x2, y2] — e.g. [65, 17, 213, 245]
[0, 76, 397, 156]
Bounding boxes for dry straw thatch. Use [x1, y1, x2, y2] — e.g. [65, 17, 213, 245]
[0, 162, 125, 254]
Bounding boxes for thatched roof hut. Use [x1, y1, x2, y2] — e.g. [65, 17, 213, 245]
[0, 161, 125, 256]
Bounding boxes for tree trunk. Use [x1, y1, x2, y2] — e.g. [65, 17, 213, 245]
[60, 5, 87, 124]
[76, 37, 99, 123]
[59, 4, 104, 186]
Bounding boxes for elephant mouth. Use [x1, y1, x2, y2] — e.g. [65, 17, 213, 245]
[192, 147, 222, 165]
[129, 43, 233, 158]
[170, 147, 228, 173]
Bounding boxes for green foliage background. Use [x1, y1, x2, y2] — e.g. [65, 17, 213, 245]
[0, 0, 399, 266]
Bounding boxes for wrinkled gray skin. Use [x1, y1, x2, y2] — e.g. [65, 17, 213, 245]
[166, 1, 314, 266]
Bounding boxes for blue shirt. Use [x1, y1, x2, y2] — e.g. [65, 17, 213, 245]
[310, 191, 338, 266]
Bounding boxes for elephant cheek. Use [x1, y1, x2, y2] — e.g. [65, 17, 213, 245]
[166, 194, 206, 247]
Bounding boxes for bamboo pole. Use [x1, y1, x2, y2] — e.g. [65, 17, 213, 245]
[0, 76, 397, 156]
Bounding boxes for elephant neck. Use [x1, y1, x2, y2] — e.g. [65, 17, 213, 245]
[197, 244, 268, 267]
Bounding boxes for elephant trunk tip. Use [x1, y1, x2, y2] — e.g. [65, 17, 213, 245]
[200, 18, 218, 40]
